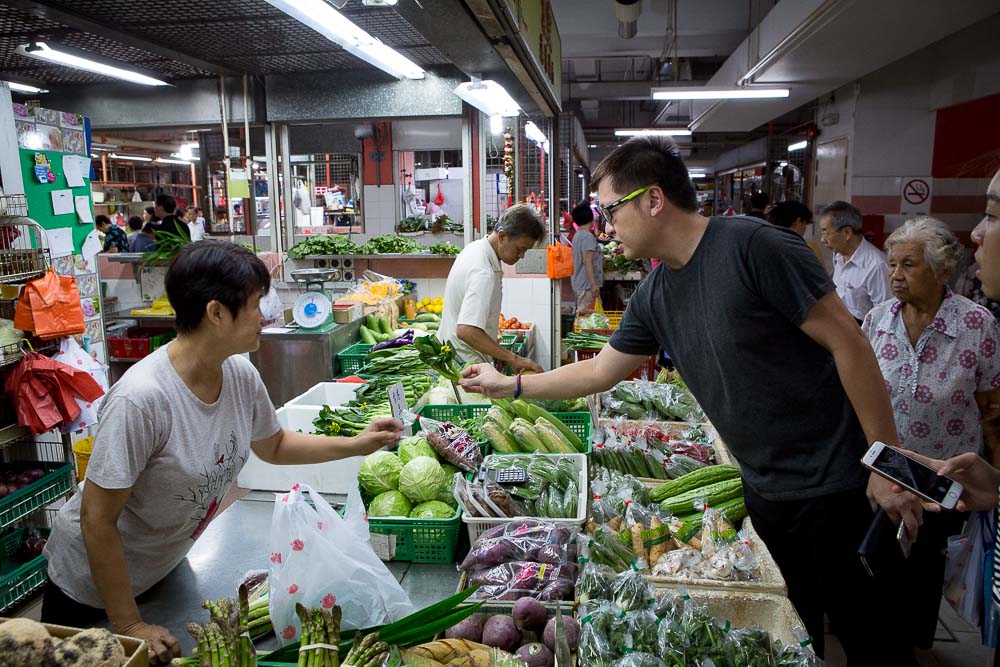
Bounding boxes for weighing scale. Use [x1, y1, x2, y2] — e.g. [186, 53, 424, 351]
[290, 268, 338, 332]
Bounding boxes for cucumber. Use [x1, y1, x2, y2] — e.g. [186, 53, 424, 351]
[359, 326, 376, 345]
[365, 314, 379, 331]
[378, 317, 393, 336]
[414, 313, 439, 323]
[649, 465, 741, 503]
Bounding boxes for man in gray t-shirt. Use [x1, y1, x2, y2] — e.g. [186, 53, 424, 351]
[570, 202, 603, 314]
[42, 242, 402, 664]
[459, 138, 923, 664]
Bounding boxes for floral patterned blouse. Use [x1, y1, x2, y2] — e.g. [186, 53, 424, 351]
[862, 289, 1000, 458]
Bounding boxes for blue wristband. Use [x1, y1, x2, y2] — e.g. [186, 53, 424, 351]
[513, 371, 523, 399]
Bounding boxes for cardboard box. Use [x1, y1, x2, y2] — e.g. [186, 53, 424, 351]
[0, 618, 148, 666]
[332, 301, 361, 324]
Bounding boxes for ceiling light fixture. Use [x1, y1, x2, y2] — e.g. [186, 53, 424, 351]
[524, 121, 549, 154]
[6, 81, 48, 94]
[689, 173, 706, 179]
[587, 144, 597, 148]
[155, 157, 193, 165]
[788, 141, 808, 152]
[614, 128, 692, 137]
[19, 42, 168, 86]
[453, 79, 521, 118]
[489, 114, 503, 135]
[651, 87, 789, 100]
[263, 0, 424, 79]
[110, 153, 153, 162]
[171, 153, 200, 161]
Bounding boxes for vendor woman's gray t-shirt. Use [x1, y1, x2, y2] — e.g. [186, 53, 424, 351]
[45, 346, 281, 608]
[609, 216, 870, 501]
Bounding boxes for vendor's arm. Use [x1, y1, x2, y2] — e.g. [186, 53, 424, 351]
[252, 418, 403, 465]
[799, 291, 922, 535]
[456, 324, 542, 374]
[80, 480, 180, 663]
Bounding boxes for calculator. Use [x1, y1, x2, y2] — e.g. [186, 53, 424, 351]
[482, 467, 528, 484]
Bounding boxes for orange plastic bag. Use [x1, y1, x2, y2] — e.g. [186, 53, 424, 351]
[546, 243, 573, 279]
[17, 269, 86, 340]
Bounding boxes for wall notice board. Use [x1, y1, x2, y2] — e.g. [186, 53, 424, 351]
[13, 103, 93, 255]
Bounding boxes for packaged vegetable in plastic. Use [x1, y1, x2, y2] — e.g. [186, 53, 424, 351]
[728, 626, 777, 667]
[611, 654, 664, 667]
[477, 519, 576, 544]
[774, 626, 823, 667]
[576, 560, 616, 605]
[650, 547, 703, 579]
[578, 602, 621, 667]
[662, 453, 707, 480]
[624, 501, 663, 564]
[677, 598, 730, 664]
[700, 502, 738, 558]
[583, 525, 643, 572]
[460, 535, 570, 570]
[610, 567, 654, 611]
[418, 415, 483, 472]
[612, 610, 659, 655]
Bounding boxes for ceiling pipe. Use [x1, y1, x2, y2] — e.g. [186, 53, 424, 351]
[615, 0, 641, 39]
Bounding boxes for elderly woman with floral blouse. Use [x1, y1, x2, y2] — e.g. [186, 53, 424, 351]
[863, 216, 1000, 650]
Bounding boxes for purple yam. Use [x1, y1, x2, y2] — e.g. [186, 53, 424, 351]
[481, 615, 522, 652]
[516, 643, 554, 667]
[512, 597, 548, 632]
[445, 615, 484, 642]
[543, 616, 580, 651]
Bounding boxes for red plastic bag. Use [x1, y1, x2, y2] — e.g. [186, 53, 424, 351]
[435, 184, 444, 206]
[4, 351, 105, 433]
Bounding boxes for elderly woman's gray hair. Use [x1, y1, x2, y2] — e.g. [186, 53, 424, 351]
[885, 216, 964, 278]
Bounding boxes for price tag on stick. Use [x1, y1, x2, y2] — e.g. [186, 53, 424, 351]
[387, 382, 412, 436]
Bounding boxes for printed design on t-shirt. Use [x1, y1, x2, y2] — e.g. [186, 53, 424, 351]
[174, 431, 247, 539]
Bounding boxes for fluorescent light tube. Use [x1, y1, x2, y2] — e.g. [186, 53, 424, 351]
[652, 87, 789, 100]
[6, 81, 48, 94]
[263, 0, 424, 79]
[155, 157, 193, 165]
[524, 121, 546, 144]
[110, 153, 152, 162]
[614, 128, 692, 137]
[172, 153, 200, 161]
[453, 80, 521, 118]
[788, 141, 808, 152]
[20, 42, 168, 86]
[490, 114, 503, 135]
[689, 173, 706, 179]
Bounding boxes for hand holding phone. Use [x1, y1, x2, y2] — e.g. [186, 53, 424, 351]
[861, 442, 963, 510]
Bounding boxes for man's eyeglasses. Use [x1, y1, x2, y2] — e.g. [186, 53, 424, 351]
[598, 184, 656, 225]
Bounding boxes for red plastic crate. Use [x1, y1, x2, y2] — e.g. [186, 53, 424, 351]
[574, 349, 658, 380]
[107, 336, 150, 359]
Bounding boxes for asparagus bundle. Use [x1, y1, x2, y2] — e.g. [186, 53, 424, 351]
[296, 603, 343, 667]
[172, 587, 268, 666]
[341, 631, 389, 667]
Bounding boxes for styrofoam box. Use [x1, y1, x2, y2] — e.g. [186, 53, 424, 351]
[668, 589, 810, 649]
[286, 382, 360, 409]
[462, 453, 588, 544]
[237, 405, 364, 494]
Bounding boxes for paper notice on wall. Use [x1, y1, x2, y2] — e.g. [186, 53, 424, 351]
[228, 168, 251, 198]
[75, 195, 93, 223]
[47, 227, 74, 258]
[51, 189, 73, 215]
[63, 154, 84, 187]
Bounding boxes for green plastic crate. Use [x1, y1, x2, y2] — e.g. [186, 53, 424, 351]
[337, 343, 373, 375]
[150, 330, 176, 351]
[0, 462, 74, 529]
[499, 334, 517, 349]
[0, 527, 50, 612]
[360, 486, 462, 563]
[418, 405, 592, 455]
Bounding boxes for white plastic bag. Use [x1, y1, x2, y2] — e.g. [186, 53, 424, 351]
[52, 337, 108, 432]
[944, 513, 986, 628]
[267, 482, 414, 645]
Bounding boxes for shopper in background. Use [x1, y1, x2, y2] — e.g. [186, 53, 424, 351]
[143, 206, 158, 225]
[96, 215, 128, 254]
[862, 216, 1000, 649]
[820, 200, 891, 323]
[154, 194, 190, 239]
[747, 191, 769, 219]
[571, 202, 603, 316]
[131, 223, 157, 253]
[41, 241, 402, 664]
[126, 216, 143, 251]
[438, 204, 545, 373]
[187, 206, 206, 241]
[767, 200, 825, 264]
[460, 136, 920, 664]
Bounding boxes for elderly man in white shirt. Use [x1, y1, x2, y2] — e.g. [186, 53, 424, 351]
[820, 200, 891, 323]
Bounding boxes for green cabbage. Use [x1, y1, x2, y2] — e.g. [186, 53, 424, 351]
[398, 436, 437, 465]
[409, 500, 455, 519]
[358, 451, 402, 496]
[398, 457, 446, 504]
[368, 490, 412, 517]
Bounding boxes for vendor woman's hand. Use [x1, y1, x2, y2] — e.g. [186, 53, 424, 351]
[122, 622, 180, 664]
[460, 363, 516, 398]
[867, 472, 923, 540]
[354, 418, 403, 454]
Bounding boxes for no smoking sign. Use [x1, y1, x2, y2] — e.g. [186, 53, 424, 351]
[900, 177, 932, 213]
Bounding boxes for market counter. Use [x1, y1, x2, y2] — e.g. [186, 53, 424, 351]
[115, 494, 462, 656]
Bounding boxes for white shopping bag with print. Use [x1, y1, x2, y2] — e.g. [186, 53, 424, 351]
[268, 482, 413, 646]
[53, 337, 108, 432]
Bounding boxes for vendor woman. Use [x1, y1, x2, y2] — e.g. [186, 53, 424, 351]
[437, 204, 546, 373]
[42, 242, 402, 664]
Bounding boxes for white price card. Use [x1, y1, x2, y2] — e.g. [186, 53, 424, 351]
[387, 381, 413, 437]
[586, 395, 602, 444]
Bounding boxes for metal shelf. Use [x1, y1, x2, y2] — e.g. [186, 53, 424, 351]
[105, 309, 175, 325]
[0, 424, 29, 449]
[296, 254, 457, 260]
[108, 357, 141, 364]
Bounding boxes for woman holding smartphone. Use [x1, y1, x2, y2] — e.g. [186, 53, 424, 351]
[862, 216, 1000, 650]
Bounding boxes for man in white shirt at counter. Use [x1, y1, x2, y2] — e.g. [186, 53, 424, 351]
[820, 200, 891, 323]
[438, 204, 545, 373]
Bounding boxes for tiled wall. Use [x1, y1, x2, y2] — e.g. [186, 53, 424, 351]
[500, 274, 555, 370]
[850, 176, 990, 235]
[362, 184, 397, 235]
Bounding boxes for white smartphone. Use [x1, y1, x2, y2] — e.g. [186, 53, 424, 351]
[861, 442, 963, 510]
[896, 522, 913, 558]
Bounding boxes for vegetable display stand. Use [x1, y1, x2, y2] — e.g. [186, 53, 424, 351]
[461, 453, 588, 544]
[365, 502, 463, 564]
[574, 349, 657, 381]
[644, 517, 787, 596]
[0, 462, 74, 529]
[337, 343, 374, 375]
[0, 527, 50, 612]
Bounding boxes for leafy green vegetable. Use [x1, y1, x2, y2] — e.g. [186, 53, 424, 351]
[287, 235, 360, 258]
[360, 235, 425, 255]
[142, 230, 191, 266]
[428, 242, 461, 256]
[408, 500, 454, 519]
[413, 335, 462, 382]
[397, 216, 427, 233]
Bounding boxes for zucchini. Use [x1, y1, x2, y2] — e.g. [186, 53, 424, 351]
[649, 464, 741, 503]
[378, 317, 393, 336]
[359, 326, 377, 345]
[659, 477, 743, 516]
[414, 313, 439, 323]
[366, 314, 379, 331]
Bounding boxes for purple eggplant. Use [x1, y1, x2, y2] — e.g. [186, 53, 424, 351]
[371, 329, 415, 352]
